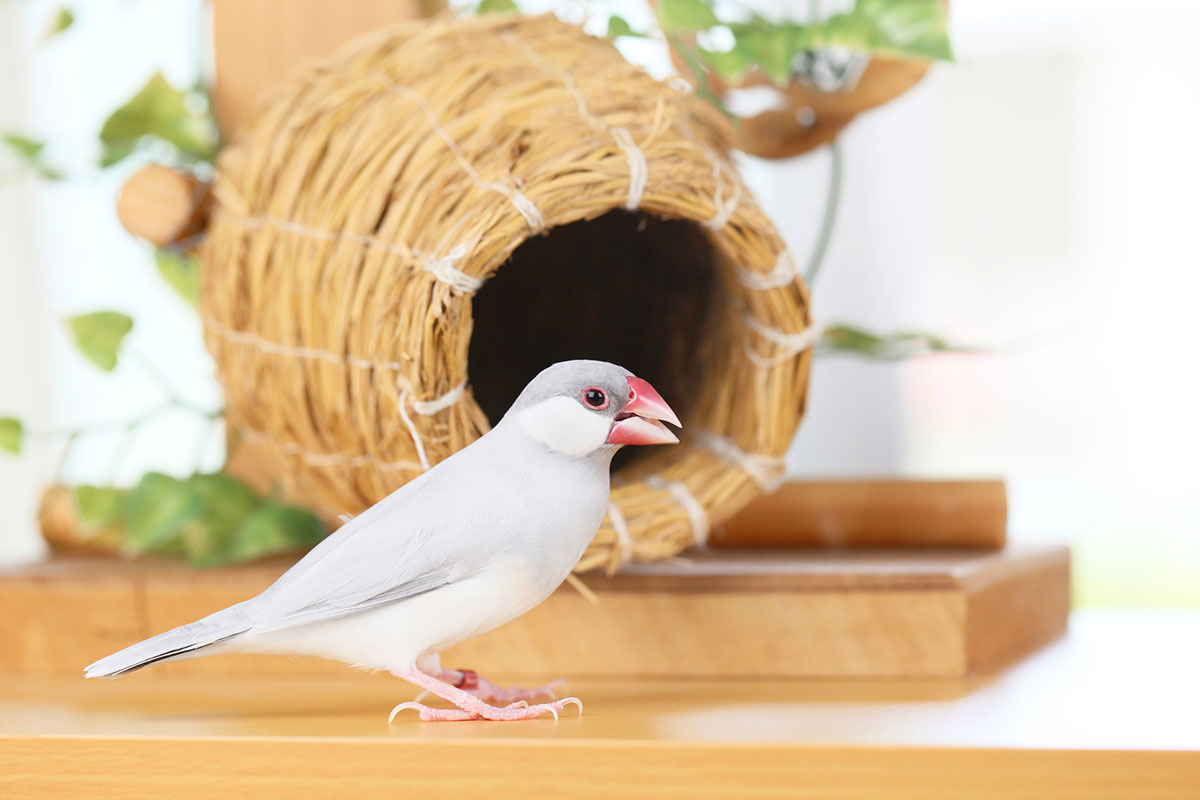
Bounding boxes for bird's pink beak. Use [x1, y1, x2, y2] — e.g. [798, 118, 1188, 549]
[606, 376, 682, 446]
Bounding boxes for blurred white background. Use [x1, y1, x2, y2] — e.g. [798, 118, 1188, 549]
[1, 0, 1197, 604]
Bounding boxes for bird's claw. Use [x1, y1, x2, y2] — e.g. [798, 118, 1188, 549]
[388, 702, 414, 723]
[388, 700, 422, 724]
[389, 701, 478, 722]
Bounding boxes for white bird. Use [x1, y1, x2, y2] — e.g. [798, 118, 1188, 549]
[85, 360, 681, 722]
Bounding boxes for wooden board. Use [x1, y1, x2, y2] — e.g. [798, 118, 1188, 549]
[0, 547, 1068, 680]
[712, 479, 1007, 549]
[209, 0, 444, 135]
[0, 612, 1196, 800]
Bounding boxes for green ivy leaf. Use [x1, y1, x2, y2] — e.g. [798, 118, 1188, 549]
[64, 311, 133, 372]
[732, 23, 801, 84]
[823, 0, 953, 62]
[222, 502, 326, 566]
[818, 323, 972, 360]
[154, 250, 200, 308]
[44, 7, 75, 40]
[59, 471, 328, 567]
[124, 472, 202, 553]
[0, 417, 23, 455]
[2, 132, 44, 160]
[606, 15, 647, 39]
[690, 0, 951, 96]
[99, 73, 219, 168]
[698, 42, 754, 82]
[1, 132, 63, 180]
[723, 22, 825, 85]
[476, 0, 518, 14]
[177, 473, 262, 567]
[74, 485, 125, 526]
[657, 0, 719, 33]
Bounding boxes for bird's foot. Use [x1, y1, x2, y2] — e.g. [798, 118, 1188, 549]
[388, 696, 580, 723]
[389, 667, 583, 723]
[477, 697, 582, 721]
[438, 668, 567, 704]
[388, 699, 528, 722]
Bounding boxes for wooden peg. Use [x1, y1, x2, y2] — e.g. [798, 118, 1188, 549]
[116, 164, 211, 248]
[711, 479, 1008, 549]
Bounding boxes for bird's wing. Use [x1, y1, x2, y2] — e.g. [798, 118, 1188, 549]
[245, 444, 503, 634]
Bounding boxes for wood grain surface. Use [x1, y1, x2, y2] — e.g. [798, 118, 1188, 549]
[210, 0, 444, 134]
[3, 737, 1195, 800]
[114, 165, 210, 247]
[712, 479, 1007, 549]
[0, 548, 1068, 680]
[1, 612, 1196, 800]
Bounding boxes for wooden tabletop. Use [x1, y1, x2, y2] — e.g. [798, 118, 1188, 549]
[2, 610, 1198, 799]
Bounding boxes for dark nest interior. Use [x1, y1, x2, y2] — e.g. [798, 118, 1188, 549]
[468, 210, 728, 465]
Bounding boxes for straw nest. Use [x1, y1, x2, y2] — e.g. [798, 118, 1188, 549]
[201, 13, 814, 573]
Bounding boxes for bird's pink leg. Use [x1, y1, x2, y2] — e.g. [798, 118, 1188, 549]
[388, 667, 582, 722]
[434, 668, 567, 705]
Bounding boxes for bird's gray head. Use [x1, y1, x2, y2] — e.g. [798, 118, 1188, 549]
[504, 360, 681, 458]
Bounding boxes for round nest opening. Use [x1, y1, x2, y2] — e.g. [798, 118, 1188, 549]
[201, 14, 813, 573]
[469, 210, 724, 471]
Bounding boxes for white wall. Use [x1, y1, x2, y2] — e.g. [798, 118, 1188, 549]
[0, 0, 220, 566]
[0, 4, 49, 564]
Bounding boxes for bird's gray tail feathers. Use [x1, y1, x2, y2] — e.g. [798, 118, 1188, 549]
[83, 602, 252, 678]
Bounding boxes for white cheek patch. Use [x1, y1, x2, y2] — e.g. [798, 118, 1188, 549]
[517, 396, 612, 457]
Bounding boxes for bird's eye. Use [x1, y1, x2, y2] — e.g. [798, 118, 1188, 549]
[582, 387, 609, 410]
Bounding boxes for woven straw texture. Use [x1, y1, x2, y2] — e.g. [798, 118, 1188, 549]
[201, 13, 813, 573]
